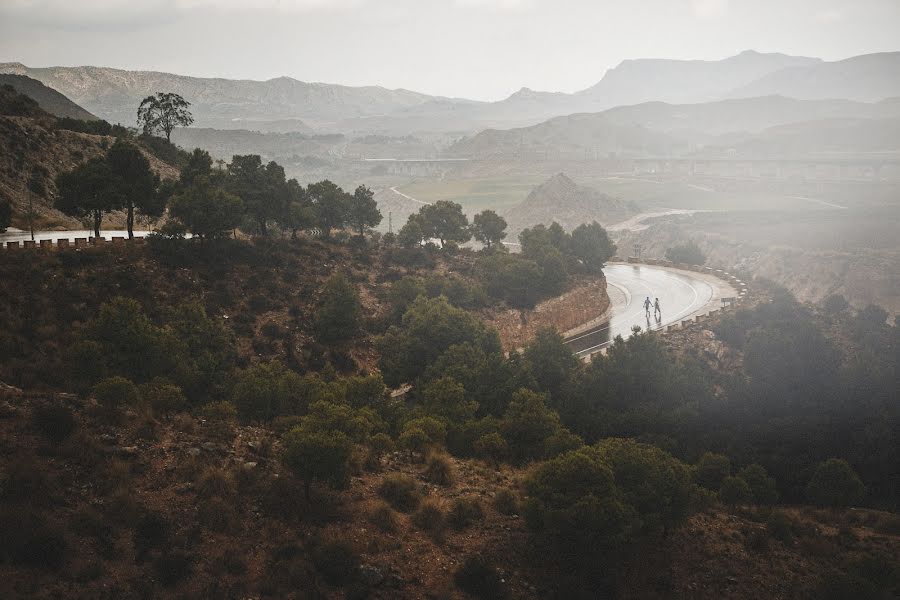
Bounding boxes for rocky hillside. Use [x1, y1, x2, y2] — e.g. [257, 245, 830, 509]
[8, 50, 896, 138]
[449, 113, 684, 160]
[504, 173, 638, 237]
[0, 75, 98, 121]
[612, 211, 900, 314]
[575, 50, 820, 110]
[0, 62, 438, 131]
[0, 89, 178, 229]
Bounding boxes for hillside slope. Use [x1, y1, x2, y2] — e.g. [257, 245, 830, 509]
[0, 88, 179, 229]
[504, 173, 637, 236]
[449, 113, 684, 160]
[0, 62, 441, 130]
[0, 74, 98, 120]
[731, 52, 900, 102]
[575, 50, 820, 110]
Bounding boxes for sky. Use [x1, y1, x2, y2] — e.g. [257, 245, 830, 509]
[1, 0, 899, 101]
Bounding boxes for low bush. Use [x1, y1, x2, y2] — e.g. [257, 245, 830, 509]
[377, 474, 421, 513]
[140, 379, 187, 413]
[311, 539, 359, 585]
[92, 376, 140, 411]
[412, 499, 447, 541]
[424, 454, 456, 487]
[369, 503, 399, 533]
[196, 467, 235, 499]
[32, 403, 77, 444]
[493, 489, 519, 516]
[454, 555, 505, 599]
[766, 511, 796, 543]
[448, 497, 485, 531]
[0, 509, 67, 570]
[198, 497, 240, 533]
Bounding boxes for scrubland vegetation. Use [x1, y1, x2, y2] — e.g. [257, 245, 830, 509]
[0, 87, 897, 599]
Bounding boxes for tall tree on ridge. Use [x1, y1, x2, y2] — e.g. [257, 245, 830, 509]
[137, 92, 194, 143]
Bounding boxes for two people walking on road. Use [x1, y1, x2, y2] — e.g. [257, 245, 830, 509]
[644, 296, 662, 321]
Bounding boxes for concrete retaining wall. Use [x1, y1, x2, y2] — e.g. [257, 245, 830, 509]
[486, 275, 610, 352]
[3, 236, 148, 251]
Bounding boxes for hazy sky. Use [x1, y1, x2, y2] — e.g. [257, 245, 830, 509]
[1, 0, 898, 100]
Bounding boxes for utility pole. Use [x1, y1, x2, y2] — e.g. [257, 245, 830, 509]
[388, 211, 392, 234]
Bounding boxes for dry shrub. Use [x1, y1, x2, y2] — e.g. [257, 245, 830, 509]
[198, 497, 240, 533]
[412, 499, 447, 541]
[493, 488, 519, 516]
[369, 502, 399, 533]
[0, 507, 68, 571]
[448, 496, 484, 531]
[196, 466, 235, 499]
[378, 474, 421, 513]
[424, 454, 456, 487]
[454, 555, 505, 599]
[31, 403, 77, 444]
[311, 538, 360, 585]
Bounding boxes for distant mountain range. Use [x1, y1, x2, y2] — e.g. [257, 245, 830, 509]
[2, 51, 898, 136]
[0, 74, 98, 121]
[449, 95, 900, 159]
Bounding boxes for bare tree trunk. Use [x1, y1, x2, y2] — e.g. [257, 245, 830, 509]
[127, 201, 134, 239]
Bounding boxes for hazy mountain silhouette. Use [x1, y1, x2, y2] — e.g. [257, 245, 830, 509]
[0, 74, 97, 121]
[730, 52, 900, 102]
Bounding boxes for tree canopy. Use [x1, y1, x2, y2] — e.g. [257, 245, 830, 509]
[471, 209, 507, 249]
[137, 92, 194, 142]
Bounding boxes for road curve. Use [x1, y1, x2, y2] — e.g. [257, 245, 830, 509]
[565, 263, 735, 357]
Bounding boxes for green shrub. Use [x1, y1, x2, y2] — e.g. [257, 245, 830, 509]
[665, 241, 706, 266]
[695, 452, 731, 490]
[807, 459, 865, 508]
[473, 432, 508, 465]
[314, 274, 360, 344]
[737, 463, 779, 505]
[448, 497, 485, 531]
[377, 474, 421, 513]
[140, 379, 187, 413]
[32, 403, 76, 444]
[494, 489, 519, 516]
[424, 454, 456, 486]
[719, 476, 751, 509]
[281, 427, 353, 501]
[454, 555, 505, 599]
[92, 376, 140, 410]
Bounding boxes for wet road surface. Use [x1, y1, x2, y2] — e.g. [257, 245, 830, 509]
[565, 263, 731, 357]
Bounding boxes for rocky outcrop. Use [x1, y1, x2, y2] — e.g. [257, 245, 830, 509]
[504, 173, 638, 238]
[486, 274, 610, 351]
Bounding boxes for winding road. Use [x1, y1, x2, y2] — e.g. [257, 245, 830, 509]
[565, 263, 735, 357]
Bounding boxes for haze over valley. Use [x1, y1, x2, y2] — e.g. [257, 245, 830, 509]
[1, 2, 899, 598]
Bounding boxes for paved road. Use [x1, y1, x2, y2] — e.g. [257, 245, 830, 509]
[565, 263, 734, 357]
